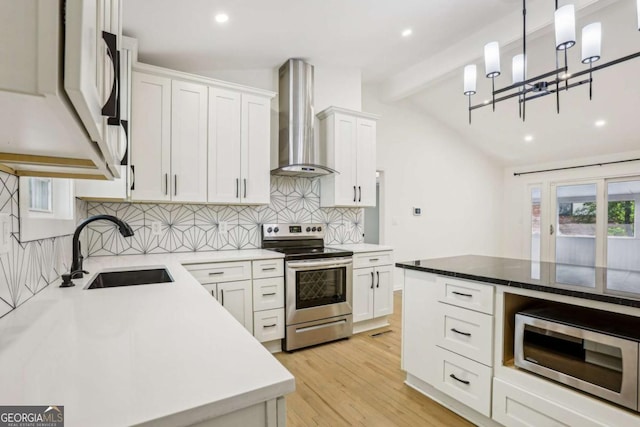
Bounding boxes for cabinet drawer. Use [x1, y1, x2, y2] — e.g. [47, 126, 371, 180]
[252, 259, 284, 279]
[185, 261, 251, 283]
[436, 302, 493, 366]
[434, 347, 492, 417]
[437, 276, 494, 314]
[253, 308, 285, 343]
[253, 277, 284, 311]
[353, 251, 393, 269]
[492, 378, 607, 427]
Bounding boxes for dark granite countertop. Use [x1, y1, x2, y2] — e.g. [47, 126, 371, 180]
[396, 255, 640, 309]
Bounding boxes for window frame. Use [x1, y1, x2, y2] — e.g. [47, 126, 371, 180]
[18, 177, 76, 242]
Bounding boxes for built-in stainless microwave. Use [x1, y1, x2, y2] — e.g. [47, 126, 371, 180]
[515, 307, 640, 411]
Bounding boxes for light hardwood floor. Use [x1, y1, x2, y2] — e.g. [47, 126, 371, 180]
[275, 291, 473, 427]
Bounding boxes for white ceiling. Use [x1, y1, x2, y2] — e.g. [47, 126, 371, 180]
[123, 0, 640, 167]
[123, 0, 519, 82]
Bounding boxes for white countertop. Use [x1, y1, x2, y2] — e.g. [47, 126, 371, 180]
[329, 243, 394, 253]
[0, 250, 293, 427]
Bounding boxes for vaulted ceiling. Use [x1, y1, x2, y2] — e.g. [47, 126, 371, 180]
[123, 0, 640, 166]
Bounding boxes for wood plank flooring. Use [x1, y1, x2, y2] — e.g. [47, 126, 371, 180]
[275, 291, 473, 427]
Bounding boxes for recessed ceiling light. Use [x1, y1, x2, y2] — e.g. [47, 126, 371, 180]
[595, 119, 606, 127]
[524, 135, 534, 142]
[215, 13, 229, 23]
[402, 28, 413, 37]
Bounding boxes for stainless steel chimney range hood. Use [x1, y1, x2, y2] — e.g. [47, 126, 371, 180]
[271, 59, 337, 177]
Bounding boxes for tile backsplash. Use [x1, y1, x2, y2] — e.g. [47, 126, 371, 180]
[86, 176, 364, 256]
[0, 171, 87, 318]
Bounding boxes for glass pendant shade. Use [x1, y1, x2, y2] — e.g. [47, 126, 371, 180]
[463, 65, 477, 95]
[581, 23, 601, 63]
[484, 42, 501, 78]
[555, 5, 576, 50]
[512, 54, 526, 84]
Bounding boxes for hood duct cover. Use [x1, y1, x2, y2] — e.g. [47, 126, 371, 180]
[271, 59, 337, 177]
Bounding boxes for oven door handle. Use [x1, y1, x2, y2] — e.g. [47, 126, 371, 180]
[286, 258, 352, 269]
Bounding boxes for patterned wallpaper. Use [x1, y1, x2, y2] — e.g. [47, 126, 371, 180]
[86, 176, 365, 256]
[0, 171, 88, 318]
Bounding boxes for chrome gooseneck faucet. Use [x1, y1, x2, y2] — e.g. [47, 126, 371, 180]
[61, 215, 135, 288]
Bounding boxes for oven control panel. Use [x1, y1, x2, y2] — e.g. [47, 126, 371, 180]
[262, 223, 325, 239]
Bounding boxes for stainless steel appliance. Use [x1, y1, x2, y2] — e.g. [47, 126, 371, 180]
[271, 59, 337, 177]
[262, 224, 353, 351]
[515, 306, 640, 410]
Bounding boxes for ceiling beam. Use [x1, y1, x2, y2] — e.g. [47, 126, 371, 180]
[379, 0, 621, 103]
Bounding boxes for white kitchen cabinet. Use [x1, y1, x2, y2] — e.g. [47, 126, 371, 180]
[171, 80, 208, 202]
[130, 71, 172, 201]
[353, 264, 393, 322]
[208, 89, 271, 204]
[0, 0, 122, 178]
[319, 107, 379, 208]
[76, 36, 137, 200]
[203, 281, 253, 334]
[351, 251, 394, 326]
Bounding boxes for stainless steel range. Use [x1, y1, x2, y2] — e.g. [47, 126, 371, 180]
[262, 224, 354, 351]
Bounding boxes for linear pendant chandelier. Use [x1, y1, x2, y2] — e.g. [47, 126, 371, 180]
[463, 0, 640, 124]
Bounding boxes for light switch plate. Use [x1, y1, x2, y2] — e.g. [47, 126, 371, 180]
[0, 213, 10, 254]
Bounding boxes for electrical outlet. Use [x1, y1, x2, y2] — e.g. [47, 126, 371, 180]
[218, 221, 228, 234]
[0, 213, 9, 254]
[151, 221, 162, 237]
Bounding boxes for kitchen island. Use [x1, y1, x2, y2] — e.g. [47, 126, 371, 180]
[397, 255, 640, 427]
[0, 251, 294, 427]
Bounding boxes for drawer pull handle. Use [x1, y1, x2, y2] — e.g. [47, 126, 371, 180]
[369, 258, 379, 262]
[262, 292, 277, 296]
[262, 267, 277, 271]
[208, 272, 224, 276]
[449, 373, 470, 385]
[264, 324, 277, 328]
[452, 291, 473, 298]
[370, 271, 374, 289]
[451, 328, 472, 337]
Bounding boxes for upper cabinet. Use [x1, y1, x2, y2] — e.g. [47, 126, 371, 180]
[0, 0, 123, 179]
[208, 90, 271, 204]
[319, 107, 379, 208]
[129, 63, 274, 204]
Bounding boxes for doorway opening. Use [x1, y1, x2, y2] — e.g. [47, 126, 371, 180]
[364, 171, 383, 244]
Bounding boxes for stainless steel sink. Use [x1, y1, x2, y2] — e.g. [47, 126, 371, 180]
[87, 268, 174, 289]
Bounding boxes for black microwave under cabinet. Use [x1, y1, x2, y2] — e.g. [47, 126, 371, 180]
[515, 306, 640, 411]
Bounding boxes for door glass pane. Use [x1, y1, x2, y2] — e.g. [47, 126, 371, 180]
[296, 267, 347, 309]
[530, 187, 541, 263]
[607, 180, 640, 291]
[555, 184, 596, 285]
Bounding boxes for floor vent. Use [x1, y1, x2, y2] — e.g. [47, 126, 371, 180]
[370, 330, 393, 338]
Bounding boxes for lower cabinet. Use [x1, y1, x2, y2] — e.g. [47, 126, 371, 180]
[352, 251, 394, 325]
[185, 258, 285, 351]
[203, 281, 253, 334]
[434, 347, 492, 416]
[493, 378, 606, 427]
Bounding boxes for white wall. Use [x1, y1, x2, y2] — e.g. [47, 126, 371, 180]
[362, 85, 504, 286]
[502, 150, 640, 261]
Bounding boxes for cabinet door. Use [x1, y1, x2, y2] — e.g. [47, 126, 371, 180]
[171, 80, 208, 202]
[208, 88, 241, 203]
[333, 114, 358, 206]
[352, 268, 375, 322]
[202, 283, 217, 299]
[356, 118, 376, 207]
[130, 72, 171, 201]
[218, 280, 253, 334]
[241, 94, 271, 204]
[373, 265, 393, 317]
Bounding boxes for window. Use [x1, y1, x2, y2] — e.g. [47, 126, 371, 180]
[28, 178, 53, 213]
[18, 177, 75, 242]
[607, 180, 640, 290]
